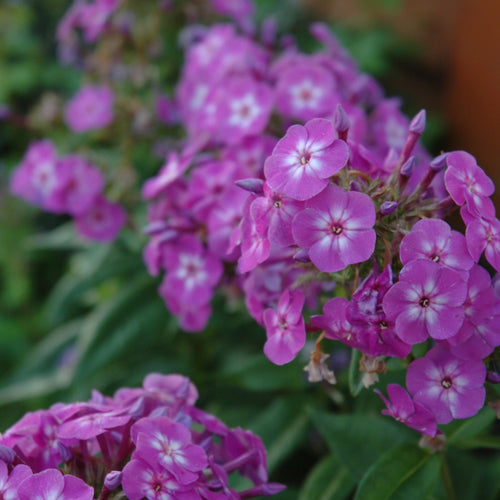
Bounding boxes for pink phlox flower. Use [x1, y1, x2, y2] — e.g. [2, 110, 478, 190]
[65, 85, 114, 133]
[161, 235, 223, 309]
[399, 218, 474, 277]
[0, 461, 32, 500]
[77, 0, 121, 43]
[142, 151, 192, 200]
[10, 140, 70, 213]
[463, 211, 500, 272]
[262, 288, 306, 365]
[292, 184, 376, 272]
[17, 468, 93, 500]
[74, 195, 126, 241]
[237, 195, 271, 273]
[264, 118, 349, 200]
[370, 98, 409, 156]
[207, 186, 248, 261]
[222, 428, 268, 486]
[439, 266, 500, 359]
[162, 290, 213, 333]
[375, 384, 438, 437]
[187, 158, 244, 223]
[311, 297, 357, 347]
[57, 404, 131, 440]
[121, 458, 193, 500]
[223, 135, 277, 177]
[406, 346, 486, 424]
[383, 259, 467, 344]
[52, 154, 105, 216]
[275, 58, 339, 122]
[444, 151, 495, 217]
[249, 183, 305, 248]
[131, 416, 208, 485]
[347, 267, 412, 358]
[212, 76, 273, 145]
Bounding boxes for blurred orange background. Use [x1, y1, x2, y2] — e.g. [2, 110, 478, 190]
[305, 0, 500, 209]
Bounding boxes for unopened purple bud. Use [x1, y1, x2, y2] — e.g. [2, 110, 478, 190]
[240, 483, 287, 499]
[400, 156, 416, 178]
[128, 396, 145, 419]
[235, 178, 265, 195]
[380, 201, 398, 216]
[487, 372, 500, 384]
[0, 445, 16, 464]
[293, 249, 310, 263]
[143, 220, 169, 235]
[430, 152, 448, 171]
[349, 180, 361, 192]
[334, 104, 350, 135]
[104, 470, 122, 490]
[409, 109, 426, 134]
[58, 442, 72, 463]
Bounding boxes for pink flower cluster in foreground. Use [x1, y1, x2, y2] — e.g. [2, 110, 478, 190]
[10, 140, 125, 241]
[0, 373, 283, 499]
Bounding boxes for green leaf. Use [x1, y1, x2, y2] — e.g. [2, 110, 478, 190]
[250, 397, 311, 473]
[354, 443, 441, 500]
[311, 410, 415, 480]
[447, 407, 496, 445]
[220, 354, 305, 392]
[348, 348, 364, 396]
[70, 274, 159, 383]
[46, 245, 142, 326]
[299, 455, 356, 500]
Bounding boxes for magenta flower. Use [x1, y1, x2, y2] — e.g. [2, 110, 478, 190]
[53, 155, 105, 216]
[213, 76, 273, 145]
[74, 196, 126, 241]
[131, 416, 208, 485]
[383, 260, 467, 344]
[0, 462, 32, 500]
[464, 214, 500, 272]
[444, 150, 495, 217]
[264, 118, 349, 201]
[65, 85, 114, 133]
[142, 152, 191, 200]
[263, 288, 306, 365]
[120, 459, 185, 500]
[292, 184, 376, 272]
[17, 469, 93, 500]
[275, 58, 339, 122]
[406, 346, 486, 424]
[161, 235, 223, 309]
[375, 384, 438, 437]
[399, 218, 474, 275]
[10, 140, 69, 213]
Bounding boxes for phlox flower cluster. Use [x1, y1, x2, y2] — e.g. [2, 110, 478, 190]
[139, 9, 500, 436]
[0, 373, 283, 499]
[10, 140, 126, 241]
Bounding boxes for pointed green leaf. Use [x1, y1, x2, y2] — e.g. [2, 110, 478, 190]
[354, 443, 441, 500]
[348, 349, 365, 396]
[447, 407, 496, 445]
[311, 410, 415, 479]
[299, 455, 356, 500]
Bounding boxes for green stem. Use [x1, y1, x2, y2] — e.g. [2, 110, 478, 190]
[441, 456, 456, 500]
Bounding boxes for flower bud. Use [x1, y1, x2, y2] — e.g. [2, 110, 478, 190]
[334, 104, 350, 141]
[380, 201, 398, 216]
[235, 178, 265, 195]
[0, 445, 16, 464]
[104, 471, 123, 490]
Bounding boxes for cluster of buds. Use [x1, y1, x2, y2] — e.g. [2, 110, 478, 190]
[0, 373, 284, 499]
